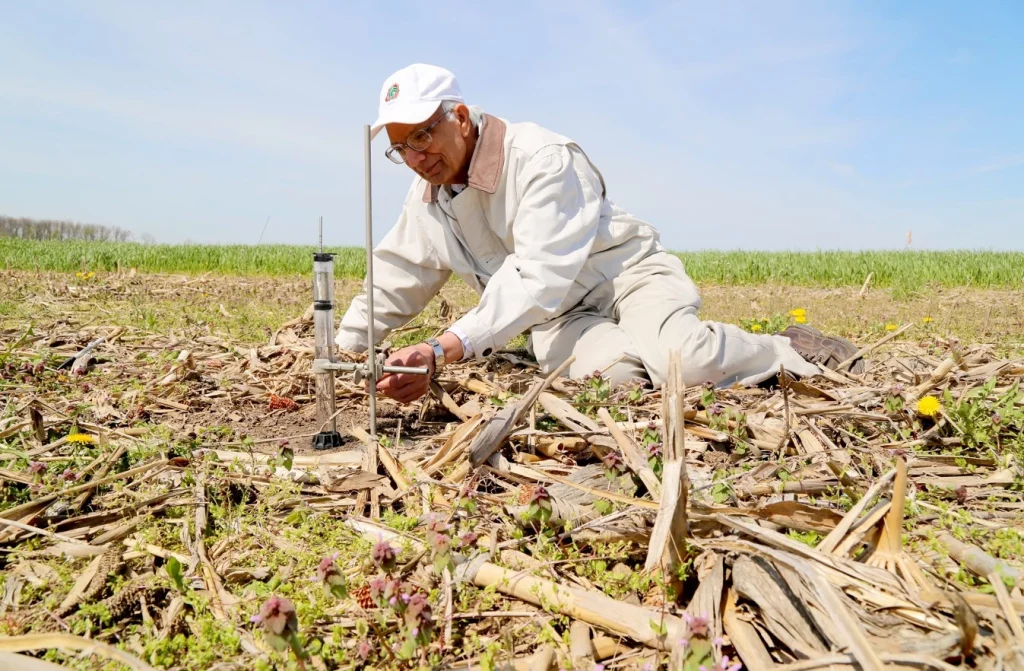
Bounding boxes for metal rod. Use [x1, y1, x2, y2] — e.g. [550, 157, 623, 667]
[364, 124, 377, 439]
[318, 215, 323, 253]
[311, 359, 428, 376]
[371, 364, 429, 375]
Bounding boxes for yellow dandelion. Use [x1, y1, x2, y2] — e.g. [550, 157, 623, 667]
[789, 308, 806, 318]
[750, 324, 763, 332]
[885, 323, 898, 332]
[916, 396, 941, 418]
[66, 433, 97, 445]
[922, 317, 934, 324]
[85, 271, 95, 280]
[794, 315, 807, 324]
[75, 271, 84, 278]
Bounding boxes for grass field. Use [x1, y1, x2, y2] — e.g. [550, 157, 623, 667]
[2, 239, 1022, 291]
[2, 273, 1022, 355]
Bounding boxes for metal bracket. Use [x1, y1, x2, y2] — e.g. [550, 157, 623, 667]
[312, 358, 429, 381]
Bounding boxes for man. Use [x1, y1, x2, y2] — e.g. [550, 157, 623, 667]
[335, 63, 861, 404]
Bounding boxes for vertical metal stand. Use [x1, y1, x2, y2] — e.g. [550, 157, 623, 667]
[311, 217, 344, 450]
[364, 124, 378, 440]
[307, 125, 428, 448]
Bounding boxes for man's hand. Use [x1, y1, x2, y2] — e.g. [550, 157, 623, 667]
[373, 333, 464, 405]
[375, 343, 435, 404]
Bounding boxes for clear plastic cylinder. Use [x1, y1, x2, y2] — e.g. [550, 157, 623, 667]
[312, 254, 338, 435]
[313, 259, 335, 304]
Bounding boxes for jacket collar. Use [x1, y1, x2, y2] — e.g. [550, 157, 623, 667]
[422, 114, 507, 204]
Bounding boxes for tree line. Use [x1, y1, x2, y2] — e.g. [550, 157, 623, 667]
[0, 215, 135, 242]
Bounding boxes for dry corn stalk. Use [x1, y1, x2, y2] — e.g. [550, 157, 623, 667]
[864, 456, 930, 590]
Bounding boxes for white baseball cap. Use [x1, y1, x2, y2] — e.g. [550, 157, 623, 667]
[370, 63, 464, 139]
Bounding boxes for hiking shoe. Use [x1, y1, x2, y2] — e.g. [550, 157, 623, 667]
[777, 324, 865, 374]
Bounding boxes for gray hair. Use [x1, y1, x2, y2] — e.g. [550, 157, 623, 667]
[440, 100, 483, 127]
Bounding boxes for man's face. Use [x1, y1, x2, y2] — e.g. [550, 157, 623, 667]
[385, 105, 475, 185]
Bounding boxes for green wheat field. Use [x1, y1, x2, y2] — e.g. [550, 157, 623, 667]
[1, 239, 1022, 290]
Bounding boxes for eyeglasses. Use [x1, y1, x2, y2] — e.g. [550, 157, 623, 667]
[384, 113, 448, 164]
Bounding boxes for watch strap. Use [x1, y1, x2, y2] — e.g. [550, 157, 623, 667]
[425, 338, 445, 370]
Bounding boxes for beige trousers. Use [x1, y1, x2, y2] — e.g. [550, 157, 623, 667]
[529, 252, 819, 388]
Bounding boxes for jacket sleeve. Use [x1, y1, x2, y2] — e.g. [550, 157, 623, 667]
[335, 185, 451, 352]
[450, 145, 602, 357]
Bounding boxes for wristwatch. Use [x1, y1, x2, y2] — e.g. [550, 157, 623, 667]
[425, 338, 445, 372]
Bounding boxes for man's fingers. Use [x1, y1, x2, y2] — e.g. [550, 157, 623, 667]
[393, 383, 428, 404]
[386, 352, 418, 368]
[364, 344, 431, 403]
[380, 374, 407, 391]
[385, 384, 416, 403]
[393, 391, 417, 404]
[383, 376, 428, 403]
[376, 374, 428, 403]
[376, 376, 407, 399]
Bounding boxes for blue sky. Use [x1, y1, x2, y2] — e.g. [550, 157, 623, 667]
[1, 1, 1021, 249]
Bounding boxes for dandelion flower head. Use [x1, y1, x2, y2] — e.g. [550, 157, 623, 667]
[917, 396, 941, 418]
[67, 433, 97, 445]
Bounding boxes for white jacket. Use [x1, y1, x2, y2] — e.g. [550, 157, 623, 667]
[335, 112, 663, 359]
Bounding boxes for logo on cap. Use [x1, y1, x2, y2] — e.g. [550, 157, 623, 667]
[385, 83, 399, 103]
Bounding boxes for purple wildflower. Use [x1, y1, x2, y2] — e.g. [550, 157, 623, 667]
[252, 595, 298, 637]
[371, 539, 398, 573]
[403, 592, 434, 641]
[429, 531, 450, 551]
[683, 611, 710, 637]
[717, 656, 742, 671]
[369, 576, 386, 606]
[529, 486, 551, 506]
[316, 552, 347, 598]
[601, 451, 626, 476]
[423, 513, 449, 535]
